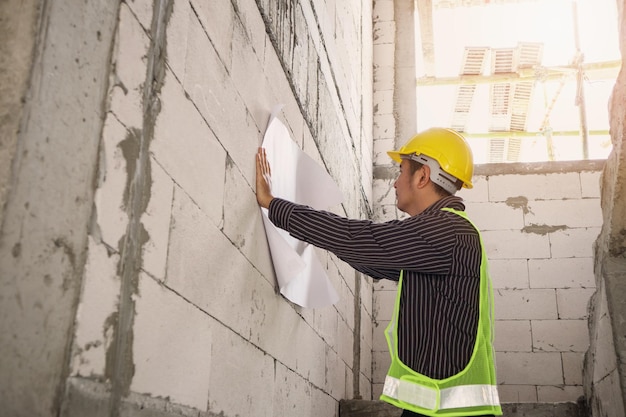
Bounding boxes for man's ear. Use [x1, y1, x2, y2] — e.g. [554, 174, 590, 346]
[414, 165, 430, 189]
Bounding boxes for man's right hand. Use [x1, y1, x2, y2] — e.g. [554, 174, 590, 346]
[255, 147, 274, 209]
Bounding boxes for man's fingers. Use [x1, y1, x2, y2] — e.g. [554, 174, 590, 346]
[258, 147, 271, 177]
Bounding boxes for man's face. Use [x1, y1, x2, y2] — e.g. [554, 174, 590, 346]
[393, 159, 417, 214]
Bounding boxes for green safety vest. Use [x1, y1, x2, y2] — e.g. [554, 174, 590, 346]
[380, 208, 502, 416]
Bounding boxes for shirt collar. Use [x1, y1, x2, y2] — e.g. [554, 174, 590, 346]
[422, 195, 466, 213]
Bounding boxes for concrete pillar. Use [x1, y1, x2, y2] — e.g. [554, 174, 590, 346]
[392, 0, 417, 147]
[0, 1, 121, 416]
[584, 1, 626, 415]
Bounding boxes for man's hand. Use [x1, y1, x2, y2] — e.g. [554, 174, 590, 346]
[256, 147, 274, 209]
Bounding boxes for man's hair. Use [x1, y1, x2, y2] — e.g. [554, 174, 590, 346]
[406, 159, 452, 197]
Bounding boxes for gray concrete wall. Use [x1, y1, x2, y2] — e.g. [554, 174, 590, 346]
[584, 1, 626, 415]
[0, 0, 374, 416]
[0, 1, 122, 416]
[3, 0, 626, 416]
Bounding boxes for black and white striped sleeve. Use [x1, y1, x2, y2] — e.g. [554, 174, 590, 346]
[268, 198, 460, 279]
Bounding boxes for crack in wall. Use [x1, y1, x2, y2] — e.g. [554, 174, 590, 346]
[106, 1, 172, 416]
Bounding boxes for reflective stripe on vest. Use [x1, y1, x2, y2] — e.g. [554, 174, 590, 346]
[382, 376, 500, 411]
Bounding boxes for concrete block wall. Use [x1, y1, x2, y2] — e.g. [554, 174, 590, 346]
[371, 163, 603, 404]
[0, 0, 373, 416]
[71, 0, 375, 415]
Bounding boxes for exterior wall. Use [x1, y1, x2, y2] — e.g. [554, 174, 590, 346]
[0, 1, 373, 416]
[372, 163, 603, 404]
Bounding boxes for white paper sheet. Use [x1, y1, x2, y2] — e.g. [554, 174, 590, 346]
[260, 107, 343, 308]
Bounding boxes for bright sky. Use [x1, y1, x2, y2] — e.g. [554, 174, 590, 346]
[415, 0, 620, 163]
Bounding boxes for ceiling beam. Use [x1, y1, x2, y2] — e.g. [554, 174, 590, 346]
[416, 60, 621, 86]
[462, 129, 609, 138]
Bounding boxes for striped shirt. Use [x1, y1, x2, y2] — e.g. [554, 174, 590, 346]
[268, 195, 481, 379]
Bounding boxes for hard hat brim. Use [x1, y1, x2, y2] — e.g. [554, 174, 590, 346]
[387, 150, 403, 163]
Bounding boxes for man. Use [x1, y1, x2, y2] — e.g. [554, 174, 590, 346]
[256, 127, 501, 417]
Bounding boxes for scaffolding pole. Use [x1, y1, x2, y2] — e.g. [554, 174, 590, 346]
[573, 0, 590, 159]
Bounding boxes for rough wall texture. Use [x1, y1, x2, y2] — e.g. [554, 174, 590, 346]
[0, 0, 40, 225]
[0, 1, 121, 416]
[69, 0, 375, 416]
[584, 1, 626, 415]
[0, 0, 373, 416]
[2, 0, 625, 416]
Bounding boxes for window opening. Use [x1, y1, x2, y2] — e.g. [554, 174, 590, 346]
[415, 0, 619, 164]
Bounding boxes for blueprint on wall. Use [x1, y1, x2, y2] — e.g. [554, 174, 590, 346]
[260, 106, 343, 308]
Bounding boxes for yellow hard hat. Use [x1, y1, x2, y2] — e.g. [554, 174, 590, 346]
[387, 127, 474, 189]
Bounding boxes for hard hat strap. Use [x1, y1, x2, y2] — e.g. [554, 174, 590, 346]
[402, 154, 461, 195]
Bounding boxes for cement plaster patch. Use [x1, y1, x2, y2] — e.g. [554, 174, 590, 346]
[96, 114, 131, 248]
[71, 236, 120, 378]
[110, 4, 148, 130]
